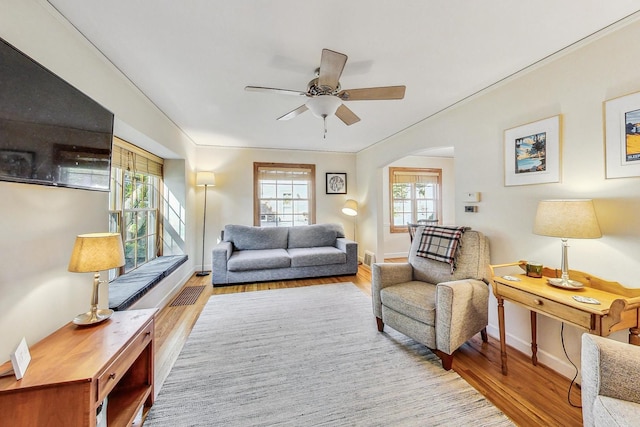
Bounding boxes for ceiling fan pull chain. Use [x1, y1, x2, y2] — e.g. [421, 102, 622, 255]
[323, 115, 327, 139]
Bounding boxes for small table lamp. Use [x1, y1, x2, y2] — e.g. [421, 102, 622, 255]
[68, 233, 125, 325]
[533, 199, 601, 287]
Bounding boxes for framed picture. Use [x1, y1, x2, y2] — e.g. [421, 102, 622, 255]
[504, 115, 561, 186]
[326, 172, 347, 194]
[0, 149, 35, 179]
[604, 91, 640, 179]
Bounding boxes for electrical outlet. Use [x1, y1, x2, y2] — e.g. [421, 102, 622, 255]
[464, 205, 478, 213]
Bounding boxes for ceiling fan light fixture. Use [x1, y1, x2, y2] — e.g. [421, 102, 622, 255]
[306, 95, 342, 119]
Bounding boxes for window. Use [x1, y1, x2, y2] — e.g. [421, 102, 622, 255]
[389, 167, 442, 233]
[109, 137, 164, 274]
[254, 162, 315, 227]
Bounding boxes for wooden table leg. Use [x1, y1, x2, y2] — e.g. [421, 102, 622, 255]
[630, 327, 640, 346]
[530, 311, 538, 366]
[498, 297, 508, 375]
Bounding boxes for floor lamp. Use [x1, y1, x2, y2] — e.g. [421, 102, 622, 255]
[342, 199, 358, 241]
[196, 171, 216, 276]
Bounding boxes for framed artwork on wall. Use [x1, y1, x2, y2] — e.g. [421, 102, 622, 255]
[326, 172, 347, 194]
[504, 115, 561, 186]
[604, 91, 640, 179]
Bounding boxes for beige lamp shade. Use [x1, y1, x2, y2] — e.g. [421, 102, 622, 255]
[68, 233, 125, 273]
[196, 171, 216, 186]
[342, 199, 358, 216]
[533, 199, 601, 239]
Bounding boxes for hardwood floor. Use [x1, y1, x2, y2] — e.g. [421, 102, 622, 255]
[152, 265, 583, 427]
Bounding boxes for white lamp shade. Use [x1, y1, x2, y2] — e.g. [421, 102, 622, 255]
[533, 199, 601, 239]
[68, 233, 125, 273]
[342, 199, 358, 216]
[306, 95, 342, 119]
[196, 171, 216, 186]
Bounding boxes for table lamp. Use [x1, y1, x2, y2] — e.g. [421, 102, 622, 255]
[68, 232, 125, 325]
[533, 199, 601, 287]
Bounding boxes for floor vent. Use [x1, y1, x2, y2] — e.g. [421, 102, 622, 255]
[169, 286, 205, 307]
[363, 250, 376, 270]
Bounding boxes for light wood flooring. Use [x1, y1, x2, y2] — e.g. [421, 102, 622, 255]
[152, 264, 583, 427]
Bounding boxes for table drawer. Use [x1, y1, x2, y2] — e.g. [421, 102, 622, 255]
[97, 320, 153, 403]
[497, 283, 593, 330]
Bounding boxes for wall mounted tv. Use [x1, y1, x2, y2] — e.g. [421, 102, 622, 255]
[0, 37, 114, 191]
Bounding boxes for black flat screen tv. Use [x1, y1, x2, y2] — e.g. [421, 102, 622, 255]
[0, 37, 114, 191]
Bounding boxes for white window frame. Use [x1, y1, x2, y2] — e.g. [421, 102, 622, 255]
[253, 162, 316, 227]
[389, 167, 442, 233]
[109, 138, 164, 275]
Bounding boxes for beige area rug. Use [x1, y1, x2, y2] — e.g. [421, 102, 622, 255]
[145, 283, 514, 426]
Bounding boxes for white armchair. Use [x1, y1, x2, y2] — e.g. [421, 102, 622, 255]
[372, 227, 490, 370]
[581, 334, 640, 426]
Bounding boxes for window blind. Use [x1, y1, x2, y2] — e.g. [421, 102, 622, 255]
[111, 137, 164, 177]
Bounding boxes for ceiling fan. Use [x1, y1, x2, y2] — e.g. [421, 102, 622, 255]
[245, 49, 406, 137]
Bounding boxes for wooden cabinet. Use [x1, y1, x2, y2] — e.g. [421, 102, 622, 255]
[0, 309, 157, 427]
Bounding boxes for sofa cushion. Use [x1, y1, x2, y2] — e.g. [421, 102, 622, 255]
[380, 281, 436, 325]
[288, 246, 346, 267]
[224, 225, 289, 250]
[227, 249, 291, 271]
[288, 224, 339, 248]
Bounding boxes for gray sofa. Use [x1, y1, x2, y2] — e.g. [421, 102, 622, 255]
[211, 223, 358, 285]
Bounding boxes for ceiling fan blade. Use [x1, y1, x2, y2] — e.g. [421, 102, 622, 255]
[277, 104, 308, 121]
[245, 86, 307, 96]
[338, 85, 406, 101]
[318, 49, 348, 90]
[335, 104, 360, 126]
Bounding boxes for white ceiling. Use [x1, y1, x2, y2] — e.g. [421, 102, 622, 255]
[47, 1, 640, 154]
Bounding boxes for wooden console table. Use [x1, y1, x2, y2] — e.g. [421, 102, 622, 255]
[0, 309, 157, 427]
[490, 262, 640, 375]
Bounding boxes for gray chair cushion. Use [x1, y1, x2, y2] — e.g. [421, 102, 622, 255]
[380, 281, 436, 325]
[593, 396, 640, 427]
[224, 225, 289, 250]
[288, 224, 339, 248]
[288, 246, 346, 267]
[227, 249, 290, 271]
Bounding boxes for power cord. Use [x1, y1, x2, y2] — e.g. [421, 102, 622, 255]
[560, 323, 582, 408]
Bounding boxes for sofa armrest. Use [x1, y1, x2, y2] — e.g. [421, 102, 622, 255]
[335, 237, 355, 251]
[581, 334, 640, 427]
[211, 241, 233, 285]
[371, 263, 413, 318]
[435, 279, 489, 355]
[336, 237, 358, 271]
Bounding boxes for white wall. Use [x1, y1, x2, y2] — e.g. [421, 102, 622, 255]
[357, 17, 640, 378]
[382, 155, 455, 258]
[193, 146, 358, 270]
[0, 0, 197, 359]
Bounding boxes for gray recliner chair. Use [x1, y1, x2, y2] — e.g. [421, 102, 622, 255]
[581, 333, 640, 427]
[372, 227, 490, 370]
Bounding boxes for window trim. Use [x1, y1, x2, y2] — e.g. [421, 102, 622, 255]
[253, 162, 316, 227]
[389, 166, 442, 233]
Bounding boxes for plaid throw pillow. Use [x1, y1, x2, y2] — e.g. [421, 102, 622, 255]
[416, 226, 467, 272]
